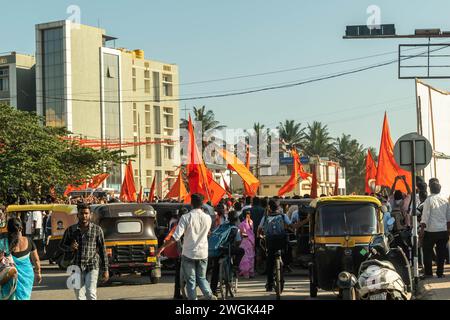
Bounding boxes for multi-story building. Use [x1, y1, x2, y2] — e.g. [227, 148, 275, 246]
[35, 20, 180, 195]
[0, 52, 36, 112]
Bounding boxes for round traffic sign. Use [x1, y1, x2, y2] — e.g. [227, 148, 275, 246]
[394, 132, 433, 171]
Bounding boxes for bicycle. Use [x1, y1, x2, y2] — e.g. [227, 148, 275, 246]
[259, 235, 284, 300]
[218, 246, 238, 300]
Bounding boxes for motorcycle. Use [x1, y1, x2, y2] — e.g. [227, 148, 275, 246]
[355, 234, 412, 300]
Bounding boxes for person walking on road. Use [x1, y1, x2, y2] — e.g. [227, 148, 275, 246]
[419, 181, 450, 278]
[157, 193, 217, 300]
[59, 203, 109, 300]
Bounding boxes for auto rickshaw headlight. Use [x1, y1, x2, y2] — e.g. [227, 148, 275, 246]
[338, 271, 351, 283]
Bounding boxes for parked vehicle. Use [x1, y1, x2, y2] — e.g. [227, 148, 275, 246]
[307, 196, 384, 299]
[355, 234, 412, 300]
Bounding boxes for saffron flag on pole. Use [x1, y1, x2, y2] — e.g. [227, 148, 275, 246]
[165, 170, 188, 202]
[365, 150, 378, 194]
[149, 176, 156, 202]
[186, 116, 212, 201]
[375, 113, 412, 193]
[243, 145, 256, 197]
[278, 149, 311, 196]
[64, 180, 88, 197]
[310, 164, 318, 199]
[88, 173, 110, 189]
[218, 148, 260, 197]
[120, 160, 137, 202]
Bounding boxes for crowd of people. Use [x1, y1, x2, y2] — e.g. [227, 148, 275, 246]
[1, 174, 449, 300]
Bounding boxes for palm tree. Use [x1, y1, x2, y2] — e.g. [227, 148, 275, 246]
[303, 121, 334, 157]
[180, 105, 226, 148]
[277, 120, 305, 151]
[244, 122, 265, 185]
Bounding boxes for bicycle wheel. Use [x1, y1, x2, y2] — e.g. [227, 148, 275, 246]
[275, 257, 281, 300]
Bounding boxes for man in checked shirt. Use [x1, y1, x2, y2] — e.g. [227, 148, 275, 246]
[60, 202, 109, 300]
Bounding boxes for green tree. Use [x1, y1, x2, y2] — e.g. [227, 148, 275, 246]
[303, 121, 334, 157]
[277, 120, 305, 151]
[180, 106, 226, 146]
[0, 104, 129, 204]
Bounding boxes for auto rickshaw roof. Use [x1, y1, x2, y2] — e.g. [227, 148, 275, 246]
[5, 204, 77, 214]
[93, 203, 157, 218]
[310, 196, 381, 208]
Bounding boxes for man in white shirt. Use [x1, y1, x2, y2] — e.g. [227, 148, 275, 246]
[25, 210, 43, 239]
[157, 193, 216, 300]
[420, 181, 450, 278]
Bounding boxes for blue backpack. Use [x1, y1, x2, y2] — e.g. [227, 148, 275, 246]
[263, 214, 286, 238]
[208, 223, 234, 257]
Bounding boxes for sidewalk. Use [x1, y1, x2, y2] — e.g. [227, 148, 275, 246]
[417, 265, 450, 300]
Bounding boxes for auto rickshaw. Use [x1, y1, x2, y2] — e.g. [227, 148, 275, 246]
[90, 203, 161, 284]
[307, 196, 383, 299]
[1, 204, 78, 262]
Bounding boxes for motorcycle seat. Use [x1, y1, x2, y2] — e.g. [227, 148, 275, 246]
[360, 259, 397, 272]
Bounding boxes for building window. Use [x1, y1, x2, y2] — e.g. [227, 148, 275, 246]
[263, 185, 269, 189]
[163, 107, 173, 114]
[134, 136, 138, 155]
[163, 83, 173, 96]
[163, 65, 171, 71]
[42, 27, 65, 127]
[0, 68, 8, 92]
[145, 105, 151, 134]
[132, 78, 136, 91]
[146, 138, 152, 159]
[152, 72, 160, 102]
[144, 79, 150, 93]
[163, 114, 173, 128]
[155, 139, 162, 166]
[146, 170, 152, 188]
[164, 146, 174, 160]
[153, 106, 161, 134]
[132, 68, 136, 77]
[133, 103, 137, 133]
[144, 70, 150, 78]
[162, 74, 172, 82]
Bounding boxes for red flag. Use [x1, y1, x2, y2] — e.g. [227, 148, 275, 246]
[310, 164, 318, 199]
[120, 160, 137, 202]
[365, 150, 378, 194]
[209, 179, 227, 206]
[166, 170, 188, 202]
[278, 150, 311, 196]
[64, 180, 88, 196]
[186, 116, 212, 201]
[220, 172, 232, 198]
[218, 148, 260, 197]
[334, 166, 339, 196]
[88, 173, 110, 189]
[149, 176, 156, 202]
[375, 113, 411, 193]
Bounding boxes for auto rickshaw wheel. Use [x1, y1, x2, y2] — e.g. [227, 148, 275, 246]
[308, 263, 318, 298]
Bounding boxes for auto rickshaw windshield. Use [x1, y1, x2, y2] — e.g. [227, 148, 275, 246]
[316, 203, 378, 236]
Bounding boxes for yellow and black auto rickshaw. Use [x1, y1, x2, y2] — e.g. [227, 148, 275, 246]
[2, 204, 78, 262]
[308, 196, 383, 299]
[90, 203, 161, 284]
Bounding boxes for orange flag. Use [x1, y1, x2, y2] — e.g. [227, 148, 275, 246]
[88, 173, 110, 189]
[64, 180, 88, 196]
[218, 148, 260, 197]
[375, 113, 412, 193]
[209, 179, 227, 206]
[149, 176, 156, 202]
[365, 150, 378, 194]
[166, 170, 188, 201]
[186, 116, 212, 201]
[120, 160, 137, 202]
[278, 149, 311, 196]
[243, 145, 255, 197]
[137, 186, 143, 203]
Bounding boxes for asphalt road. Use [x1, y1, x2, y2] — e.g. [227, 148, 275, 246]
[31, 261, 339, 300]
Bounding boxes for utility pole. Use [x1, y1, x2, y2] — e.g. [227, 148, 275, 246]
[137, 113, 142, 189]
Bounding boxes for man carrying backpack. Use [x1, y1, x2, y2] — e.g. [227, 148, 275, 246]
[209, 211, 244, 296]
[257, 199, 300, 292]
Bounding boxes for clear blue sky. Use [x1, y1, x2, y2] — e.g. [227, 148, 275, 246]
[3, 0, 450, 151]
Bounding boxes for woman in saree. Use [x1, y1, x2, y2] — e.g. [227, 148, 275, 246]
[5, 218, 42, 300]
[238, 210, 255, 278]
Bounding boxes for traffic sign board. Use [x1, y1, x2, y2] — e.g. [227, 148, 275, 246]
[394, 132, 433, 171]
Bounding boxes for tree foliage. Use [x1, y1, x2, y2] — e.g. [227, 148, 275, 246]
[0, 104, 129, 204]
